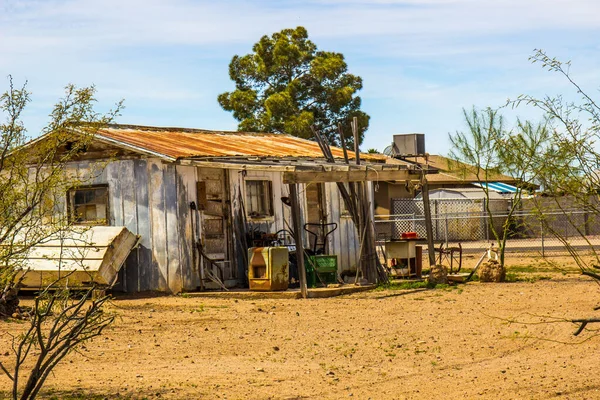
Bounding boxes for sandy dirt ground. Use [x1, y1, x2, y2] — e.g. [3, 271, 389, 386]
[2, 256, 600, 399]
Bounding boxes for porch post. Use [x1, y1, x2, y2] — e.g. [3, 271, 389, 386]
[289, 183, 308, 299]
[421, 172, 437, 267]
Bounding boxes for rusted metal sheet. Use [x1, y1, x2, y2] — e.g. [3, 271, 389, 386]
[96, 125, 386, 162]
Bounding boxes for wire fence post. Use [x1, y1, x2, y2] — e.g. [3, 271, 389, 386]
[540, 216, 545, 257]
[445, 213, 449, 246]
[483, 199, 489, 242]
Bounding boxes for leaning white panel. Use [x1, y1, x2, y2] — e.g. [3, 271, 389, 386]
[16, 226, 139, 289]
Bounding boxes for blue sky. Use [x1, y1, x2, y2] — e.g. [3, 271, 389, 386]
[1, 0, 599, 155]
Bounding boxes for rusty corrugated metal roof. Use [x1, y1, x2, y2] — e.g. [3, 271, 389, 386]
[96, 125, 387, 162]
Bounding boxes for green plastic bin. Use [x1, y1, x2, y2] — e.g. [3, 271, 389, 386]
[305, 255, 338, 285]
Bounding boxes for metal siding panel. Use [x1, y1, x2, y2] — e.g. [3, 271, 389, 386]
[93, 162, 109, 186]
[325, 183, 341, 272]
[121, 161, 139, 292]
[107, 162, 123, 226]
[165, 164, 182, 293]
[271, 171, 285, 234]
[153, 160, 169, 291]
[76, 160, 107, 186]
[176, 165, 197, 290]
[229, 170, 246, 285]
[75, 160, 90, 184]
[132, 160, 151, 291]
[148, 159, 168, 291]
[106, 162, 124, 290]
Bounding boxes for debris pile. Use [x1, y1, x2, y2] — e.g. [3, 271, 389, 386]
[478, 260, 505, 282]
[428, 264, 448, 285]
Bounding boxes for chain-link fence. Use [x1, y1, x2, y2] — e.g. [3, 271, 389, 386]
[374, 197, 600, 257]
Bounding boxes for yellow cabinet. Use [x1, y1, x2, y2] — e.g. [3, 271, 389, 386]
[248, 247, 289, 291]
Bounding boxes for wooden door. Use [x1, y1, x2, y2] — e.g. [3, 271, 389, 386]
[196, 168, 233, 280]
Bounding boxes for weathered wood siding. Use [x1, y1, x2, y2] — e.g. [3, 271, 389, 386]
[323, 182, 361, 273]
[65, 159, 198, 293]
[64, 159, 367, 291]
[176, 165, 199, 290]
[229, 169, 293, 284]
[228, 169, 363, 277]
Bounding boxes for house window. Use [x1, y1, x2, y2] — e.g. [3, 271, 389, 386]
[245, 180, 273, 218]
[68, 186, 109, 225]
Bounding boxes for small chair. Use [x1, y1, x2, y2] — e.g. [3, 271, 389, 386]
[435, 243, 463, 273]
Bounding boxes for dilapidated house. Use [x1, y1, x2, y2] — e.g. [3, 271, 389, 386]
[23, 124, 418, 293]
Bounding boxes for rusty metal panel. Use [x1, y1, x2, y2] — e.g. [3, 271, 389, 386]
[96, 126, 386, 161]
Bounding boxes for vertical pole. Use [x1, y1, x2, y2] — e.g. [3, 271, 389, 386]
[540, 217, 545, 258]
[484, 199, 489, 242]
[352, 117, 367, 280]
[420, 172, 436, 267]
[445, 213, 449, 247]
[352, 116, 360, 166]
[434, 200, 438, 241]
[289, 183, 308, 298]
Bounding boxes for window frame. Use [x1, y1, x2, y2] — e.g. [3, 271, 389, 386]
[245, 179, 274, 219]
[67, 184, 110, 226]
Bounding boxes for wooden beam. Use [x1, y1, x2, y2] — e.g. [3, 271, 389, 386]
[283, 169, 421, 184]
[421, 173, 437, 267]
[181, 159, 298, 171]
[289, 183, 308, 299]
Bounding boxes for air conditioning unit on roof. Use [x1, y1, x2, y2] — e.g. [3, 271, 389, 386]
[392, 133, 425, 156]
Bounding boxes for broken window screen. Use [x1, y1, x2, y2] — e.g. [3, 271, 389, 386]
[245, 180, 273, 218]
[68, 186, 109, 225]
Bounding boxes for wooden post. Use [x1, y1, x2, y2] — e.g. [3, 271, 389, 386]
[289, 183, 308, 299]
[421, 172, 437, 267]
[351, 117, 367, 280]
[352, 117, 360, 166]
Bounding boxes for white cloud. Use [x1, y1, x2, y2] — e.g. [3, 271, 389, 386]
[0, 0, 599, 152]
[2, 0, 599, 49]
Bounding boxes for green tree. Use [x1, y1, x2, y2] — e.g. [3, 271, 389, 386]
[0, 78, 122, 399]
[0, 79, 121, 316]
[449, 107, 550, 269]
[218, 26, 369, 147]
[503, 50, 600, 336]
[510, 50, 600, 276]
